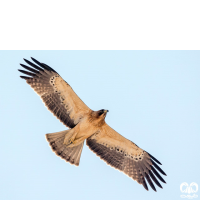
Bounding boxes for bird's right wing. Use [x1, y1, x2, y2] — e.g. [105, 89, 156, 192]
[87, 123, 167, 191]
[19, 58, 92, 128]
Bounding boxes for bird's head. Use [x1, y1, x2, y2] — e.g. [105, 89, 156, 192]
[96, 109, 109, 125]
[90, 109, 109, 126]
[98, 109, 109, 118]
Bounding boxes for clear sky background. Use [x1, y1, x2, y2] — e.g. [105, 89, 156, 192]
[1, 51, 199, 200]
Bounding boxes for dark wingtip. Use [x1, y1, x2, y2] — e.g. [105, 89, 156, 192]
[145, 173, 157, 192]
[30, 57, 58, 74]
[161, 171, 167, 176]
[152, 188, 157, 192]
[143, 186, 149, 191]
[151, 166, 166, 184]
[153, 188, 157, 192]
[30, 57, 39, 63]
[149, 170, 163, 189]
[147, 152, 162, 165]
[151, 160, 167, 176]
[20, 76, 30, 80]
[142, 179, 149, 191]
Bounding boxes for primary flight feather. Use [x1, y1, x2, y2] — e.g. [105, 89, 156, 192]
[18, 57, 167, 192]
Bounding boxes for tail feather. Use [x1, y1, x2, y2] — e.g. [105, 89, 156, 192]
[46, 130, 84, 166]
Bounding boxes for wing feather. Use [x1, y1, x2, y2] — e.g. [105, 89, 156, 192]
[24, 58, 44, 71]
[146, 151, 162, 165]
[151, 160, 166, 175]
[19, 57, 91, 128]
[86, 124, 166, 191]
[148, 170, 163, 188]
[145, 172, 156, 191]
[151, 166, 166, 183]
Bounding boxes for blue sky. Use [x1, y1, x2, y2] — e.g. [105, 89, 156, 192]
[1, 51, 200, 200]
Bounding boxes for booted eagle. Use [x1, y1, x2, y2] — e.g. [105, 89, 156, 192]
[19, 58, 167, 192]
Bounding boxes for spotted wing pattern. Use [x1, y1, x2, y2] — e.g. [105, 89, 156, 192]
[87, 124, 167, 191]
[19, 57, 91, 128]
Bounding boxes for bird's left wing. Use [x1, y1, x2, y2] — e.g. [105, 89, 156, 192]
[19, 58, 91, 128]
[86, 123, 166, 191]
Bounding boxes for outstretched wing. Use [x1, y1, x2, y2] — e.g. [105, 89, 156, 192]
[86, 123, 166, 191]
[19, 57, 91, 128]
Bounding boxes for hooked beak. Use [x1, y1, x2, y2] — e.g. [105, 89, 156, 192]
[104, 110, 109, 113]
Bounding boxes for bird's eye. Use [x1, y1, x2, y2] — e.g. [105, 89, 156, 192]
[99, 110, 104, 115]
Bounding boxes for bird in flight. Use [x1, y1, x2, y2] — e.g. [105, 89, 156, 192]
[18, 58, 167, 192]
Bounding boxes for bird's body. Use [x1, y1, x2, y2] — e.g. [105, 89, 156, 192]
[63, 110, 108, 147]
[19, 58, 167, 192]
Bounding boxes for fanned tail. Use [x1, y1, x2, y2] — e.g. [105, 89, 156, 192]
[46, 130, 84, 166]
